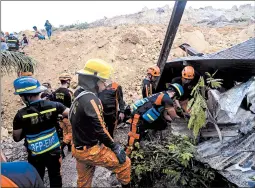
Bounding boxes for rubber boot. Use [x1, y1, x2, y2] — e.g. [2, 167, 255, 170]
[61, 142, 67, 159]
[67, 144, 72, 152]
[122, 183, 131, 188]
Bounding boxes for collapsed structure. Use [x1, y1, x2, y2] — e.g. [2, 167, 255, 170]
[156, 37, 255, 187]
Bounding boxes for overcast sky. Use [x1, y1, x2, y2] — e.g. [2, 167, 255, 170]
[1, 1, 253, 32]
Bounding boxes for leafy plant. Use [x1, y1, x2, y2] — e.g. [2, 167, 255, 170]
[187, 70, 223, 138]
[1, 51, 36, 75]
[187, 76, 207, 138]
[205, 71, 223, 89]
[130, 135, 217, 187]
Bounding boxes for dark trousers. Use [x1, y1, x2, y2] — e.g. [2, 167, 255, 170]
[28, 149, 62, 187]
[104, 112, 117, 138]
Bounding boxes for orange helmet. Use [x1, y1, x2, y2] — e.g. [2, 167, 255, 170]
[5, 32, 9, 36]
[147, 65, 160, 77]
[59, 73, 72, 81]
[182, 66, 195, 79]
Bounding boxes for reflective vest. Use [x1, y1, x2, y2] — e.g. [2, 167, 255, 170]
[26, 126, 60, 156]
[131, 92, 165, 123]
[7, 37, 18, 49]
[18, 101, 61, 156]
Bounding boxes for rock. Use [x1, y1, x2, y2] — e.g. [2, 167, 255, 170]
[132, 49, 137, 54]
[208, 28, 221, 38]
[97, 40, 109, 48]
[141, 7, 149, 12]
[180, 30, 209, 52]
[1, 127, 8, 139]
[231, 5, 238, 11]
[122, 33, 140, 45]
[239, 24, 255, 41]
[122, 55, 128, 60]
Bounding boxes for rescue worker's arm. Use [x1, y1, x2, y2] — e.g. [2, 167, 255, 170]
[12, 113, 25, 142]
[56, 102, 69, 118]
[117, 85, 125, 121]
[142, 81, 150, 98]
[165, 104, 180, 120]
[66, 90, 73, 108]
[163, 110, 172, 122]
[162, 95, 180, 121]
[175, 99, 182, 109]
[83, 95, 115, 149]
[117, 85, 125, 113]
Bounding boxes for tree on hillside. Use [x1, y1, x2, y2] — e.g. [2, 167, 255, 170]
[1, 51, 36, 75]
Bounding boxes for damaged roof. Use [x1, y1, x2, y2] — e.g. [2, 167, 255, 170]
[196, 127, 255, 187]
[157, 38, 255, 91]
[161, 39, 255, 187]
[208, 38, 255, 59]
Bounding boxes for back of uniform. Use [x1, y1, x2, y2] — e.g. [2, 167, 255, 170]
[7, 36, 19, 51]
[126, 92, 174, 155]
[53, 87, 73, 155]
[13, 100, 66, 187]
[53, 87, 73, 108]
[132, 92, 173, 116]
[98, 82, 125, 138]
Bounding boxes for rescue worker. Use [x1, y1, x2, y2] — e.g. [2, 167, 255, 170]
[70, 59, 131, 187]
[21, 34, 29, 49]
[170, 66, 197, 114]
[7, 33, 19, 51]
[126, 83, 184, 155]
[4, 32, 9, 41]
[12, 76, 70, 187]
[1, 148, 45, 187]
[32, 26, 45, 40]
[142, 65, 161, 98]
[53, 73, 73, 158]
[41, 82, 54, 101]
[98, 80, 125, 138]
[44, 20, 52, 39]
[1, 37, 8, 51]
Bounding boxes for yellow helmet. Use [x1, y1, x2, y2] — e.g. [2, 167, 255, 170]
[59, 73, 72, 81]
[76, 59, 113, 80]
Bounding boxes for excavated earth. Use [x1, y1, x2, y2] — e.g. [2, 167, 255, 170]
[1, 23, 255, 187]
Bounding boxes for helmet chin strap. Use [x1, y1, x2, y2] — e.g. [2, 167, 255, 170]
[23, 95, 31, 106]
[148, 74, 153, 81]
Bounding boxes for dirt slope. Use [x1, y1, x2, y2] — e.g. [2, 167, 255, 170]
[1, 23, 255, 138]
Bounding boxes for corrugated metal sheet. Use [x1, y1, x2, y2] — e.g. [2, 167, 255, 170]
[196, 130, 255, 187]
[208, 38, 255, 59]
[159, 38, 255, 187]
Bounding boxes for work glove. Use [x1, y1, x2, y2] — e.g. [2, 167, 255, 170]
[119, 112, 125, 121]
[112, 144, 126, 164]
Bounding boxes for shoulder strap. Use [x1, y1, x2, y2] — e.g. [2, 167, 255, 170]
[154, 93, 164, 106]
[68, 89, 96, 119]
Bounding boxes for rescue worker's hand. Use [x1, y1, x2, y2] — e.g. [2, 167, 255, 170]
[119, 113, 125, 121]
[176, 106, 182, 113]
[183, 112, 190, 119]
[112, 144, 126, 164]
